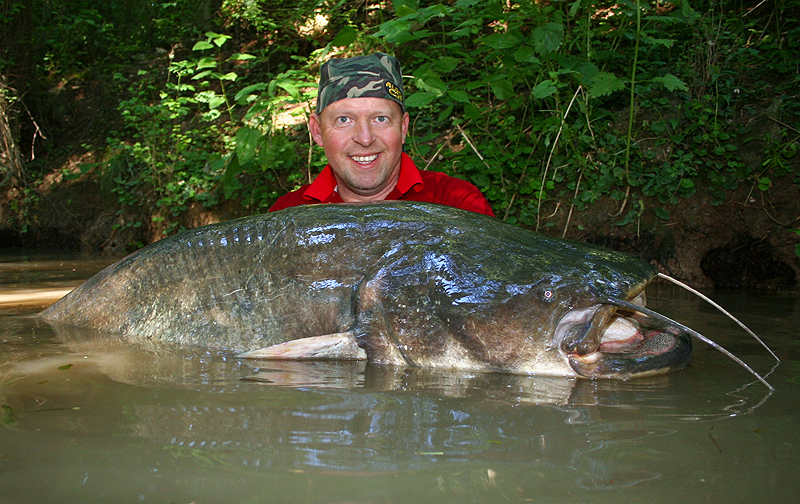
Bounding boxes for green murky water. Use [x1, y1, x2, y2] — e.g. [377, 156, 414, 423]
[1, 250, 798, 504]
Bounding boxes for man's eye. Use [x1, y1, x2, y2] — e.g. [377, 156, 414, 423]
[336, 116, 350, 124]
[375, 116, 388, 123]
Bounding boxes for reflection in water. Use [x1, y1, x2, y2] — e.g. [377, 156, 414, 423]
[1, 251, 798, 503]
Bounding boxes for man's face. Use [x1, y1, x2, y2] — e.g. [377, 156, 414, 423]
[309, 97, 409, 202]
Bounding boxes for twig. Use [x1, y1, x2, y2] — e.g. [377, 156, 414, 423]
[423, 128, 458, 171]
[537, 85, 584, 231]
[455, 123, 492, 170]
[563, 170, 583, 238]
[769, 116, 800, 135]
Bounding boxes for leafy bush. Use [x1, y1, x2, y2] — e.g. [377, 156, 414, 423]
[10, 0, 798, 249]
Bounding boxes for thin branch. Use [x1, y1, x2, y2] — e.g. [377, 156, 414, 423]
[536, 85, 583, 231]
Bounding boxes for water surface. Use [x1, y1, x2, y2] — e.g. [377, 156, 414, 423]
[1, 250, 798, 504]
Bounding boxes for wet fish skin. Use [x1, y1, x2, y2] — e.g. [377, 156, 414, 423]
[41, 201, 688, 378]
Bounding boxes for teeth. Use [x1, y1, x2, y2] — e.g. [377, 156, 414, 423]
[351, 155, 378, 163]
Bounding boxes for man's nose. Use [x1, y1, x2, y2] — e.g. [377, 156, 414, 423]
[353, 120, 375, 146]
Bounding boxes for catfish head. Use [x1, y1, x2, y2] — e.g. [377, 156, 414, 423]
[240, 262, 692, 381]
[550, 288, 692, 380]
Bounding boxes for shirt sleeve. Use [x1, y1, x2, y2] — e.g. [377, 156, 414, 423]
[268, 186, 311, 212]
[438, 177, 495, 217]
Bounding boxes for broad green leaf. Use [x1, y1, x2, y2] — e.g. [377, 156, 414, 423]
[229, 53, 256, 61]
[532, 23, 563, 54]
[332, 26, 357, 47]
[513, 45, 541, 64]
[375, 19, 416, 43]
[219, 72, 238, 82]
[589, 72, 625, 97]
[438, 105, 454, 122]
[196, 57, 217, 70]
[416, 75, 447, 94]
[236, 126, 261, 166]
[235, 83, 268, 104]
[244, 100, 272, 122]
[208, 96, 226, 109]
[447, 90, 471, 103]
[569, 0, 582, 17]
[489, 79, 514, 100]
[192, 41, 214, 51]
[642, 36, 676, 47]
[532, 80, 557, 99]
[405, 91, 438, 108]
[192, 70, 214, 80]
[654, 207, 670, 220]
[652, 74, 688, 92]
[464, 103, 480, 120]
[210, 33, 232, 47]
[393, 0, 418, 16]
[481, 32, 522, 50]
[433, 56, 460, 73]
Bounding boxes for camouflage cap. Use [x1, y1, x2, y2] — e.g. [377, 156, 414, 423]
[316, 53, 404, 114]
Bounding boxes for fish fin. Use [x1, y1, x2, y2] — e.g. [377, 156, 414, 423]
[236, 332, 366, 361]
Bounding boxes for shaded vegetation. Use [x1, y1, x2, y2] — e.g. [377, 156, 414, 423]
[1, 0, 798, 261]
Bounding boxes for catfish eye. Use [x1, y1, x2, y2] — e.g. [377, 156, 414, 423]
[542, 289, 555, 301]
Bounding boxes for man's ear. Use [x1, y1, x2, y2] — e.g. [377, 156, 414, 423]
[309, 112, 324, 147]
[401, 111, 410, 145]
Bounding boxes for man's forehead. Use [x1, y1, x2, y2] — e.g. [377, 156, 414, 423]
[319, 97, 404, 117]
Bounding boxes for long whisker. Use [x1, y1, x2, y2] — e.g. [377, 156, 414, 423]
[657, 273, 779, 362]
[606, 298, 774, 391]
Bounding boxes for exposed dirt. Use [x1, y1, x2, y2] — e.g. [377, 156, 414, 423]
[563, 180, 800, 290]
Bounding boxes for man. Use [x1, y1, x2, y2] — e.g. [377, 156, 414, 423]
[268, 53, 494, 216]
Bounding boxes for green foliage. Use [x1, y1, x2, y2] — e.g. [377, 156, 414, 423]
[362, 0, 798, 228]
[12, 0, 799, 244]
[105, 65, 224, 234]
[368, 0, 704, 226]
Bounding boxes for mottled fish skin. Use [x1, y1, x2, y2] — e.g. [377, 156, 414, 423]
[41, 201, 684, 378]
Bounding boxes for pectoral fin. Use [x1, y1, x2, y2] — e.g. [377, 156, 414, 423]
[236, 332, 366, 361]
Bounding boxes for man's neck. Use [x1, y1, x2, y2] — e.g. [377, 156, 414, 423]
[335, 179, 398, 203]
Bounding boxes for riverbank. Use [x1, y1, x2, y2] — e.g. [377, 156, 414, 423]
[2, 165, 798, 291]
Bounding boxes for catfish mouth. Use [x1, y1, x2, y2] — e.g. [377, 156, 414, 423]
[554, 295, 692, 379]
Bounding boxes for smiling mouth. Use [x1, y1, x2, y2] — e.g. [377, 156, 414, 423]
[351, 154, 378, 164]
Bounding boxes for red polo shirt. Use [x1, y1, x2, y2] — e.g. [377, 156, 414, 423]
[269, 153, 495, 216]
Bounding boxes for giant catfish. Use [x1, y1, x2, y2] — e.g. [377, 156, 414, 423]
[40, 201, 767, 382]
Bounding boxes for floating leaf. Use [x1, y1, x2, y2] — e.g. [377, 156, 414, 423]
[58, 364, 73, 370]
